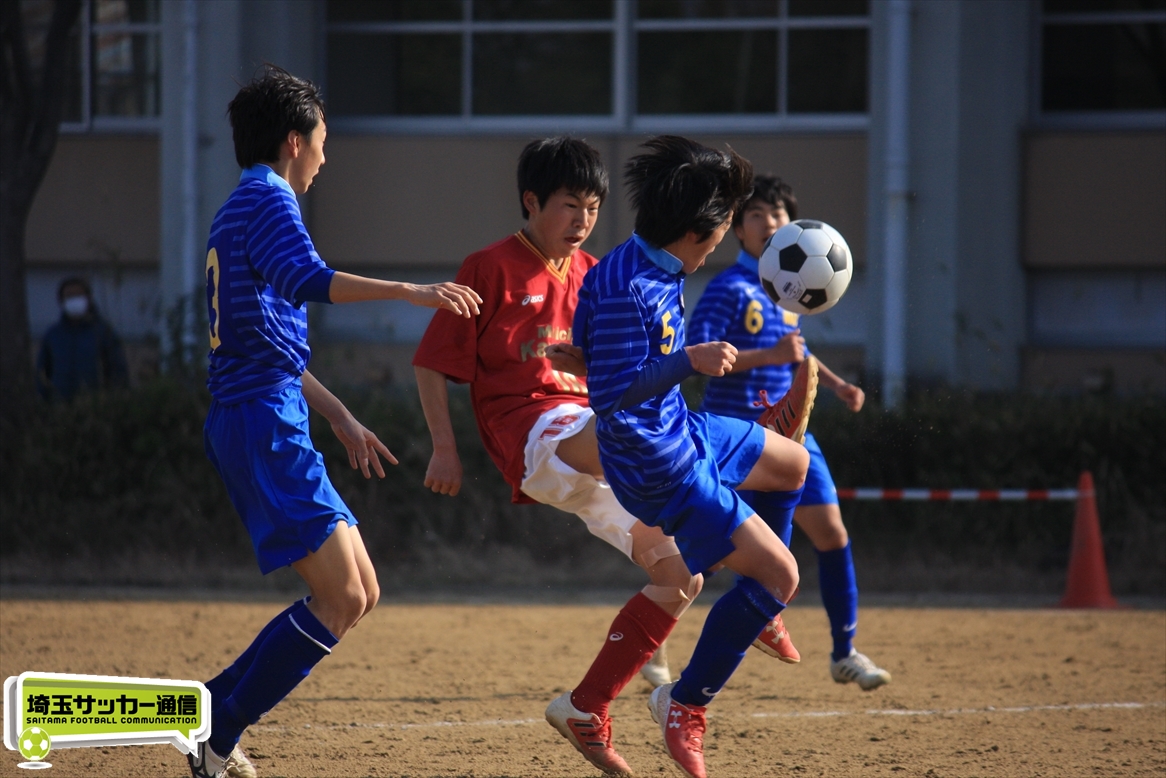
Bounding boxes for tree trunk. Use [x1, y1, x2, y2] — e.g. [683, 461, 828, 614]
[0, 0, 82, 431]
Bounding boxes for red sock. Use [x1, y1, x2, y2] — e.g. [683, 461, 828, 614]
[570, 593, 678, 720]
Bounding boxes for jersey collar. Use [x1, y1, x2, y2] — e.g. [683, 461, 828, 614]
[514, 230, 572, 283]
[736, 249, 760, 274]
[240, 164, 296, 197]
[633, 233, 684, 276]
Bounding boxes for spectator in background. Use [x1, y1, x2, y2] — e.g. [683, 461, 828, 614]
[36, 277, 128, 400]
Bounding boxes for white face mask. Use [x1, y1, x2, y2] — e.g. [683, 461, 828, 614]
[62, 296, 89, 318]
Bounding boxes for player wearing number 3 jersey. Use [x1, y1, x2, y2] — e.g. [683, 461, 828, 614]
[190, 66, 481, 778]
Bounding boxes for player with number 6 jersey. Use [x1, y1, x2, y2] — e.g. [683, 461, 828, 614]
[690, 174, 891, 691]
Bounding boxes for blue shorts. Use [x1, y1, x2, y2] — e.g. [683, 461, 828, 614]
[204, 383, 357, 574]
[611, 413, 766, 575]
[740, 431, 837, 546]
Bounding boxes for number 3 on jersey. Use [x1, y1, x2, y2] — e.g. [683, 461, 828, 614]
[660, 311, 676, 355]
[206, 248, 221, 351]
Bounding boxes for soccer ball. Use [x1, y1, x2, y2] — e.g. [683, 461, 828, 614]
[758, 219, 853, 315]
[19, 726, 51, 761]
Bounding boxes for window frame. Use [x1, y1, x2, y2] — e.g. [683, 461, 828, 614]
[1031, 0, 1166, 131]
[59, 0, 163, 134]
[324, 0, 870, 135]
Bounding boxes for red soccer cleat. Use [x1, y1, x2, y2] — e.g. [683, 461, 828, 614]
[545, 691, 633, 776]
[755, 356, 818, 445]
[752, 613, 801, 663]
[649, 682, 708, 778]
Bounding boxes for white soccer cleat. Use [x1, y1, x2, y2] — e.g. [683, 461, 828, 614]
[640, 641, 672, 687]
[225, 744, 258, 778]
[187, 741, 228, 778]
[830, 649, 892, 691]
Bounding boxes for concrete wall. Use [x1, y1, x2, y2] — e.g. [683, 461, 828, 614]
[26, 136, 159, 266]
[309, 133, 869, 273]
[1024, 132, 1166, 270]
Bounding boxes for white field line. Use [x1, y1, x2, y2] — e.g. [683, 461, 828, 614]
[251, 700, 1165, 733]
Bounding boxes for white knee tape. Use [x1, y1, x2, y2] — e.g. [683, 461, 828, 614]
[641, 585, 690, 604]
[635, 538, 681, 570]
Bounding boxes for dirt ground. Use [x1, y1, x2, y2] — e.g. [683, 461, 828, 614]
[1, 599, 1163, 778]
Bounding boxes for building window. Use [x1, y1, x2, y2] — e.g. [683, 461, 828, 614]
[324, 0, 868, 131]
[22, 0, 162, 131]
[1040, 0, 1166, 114]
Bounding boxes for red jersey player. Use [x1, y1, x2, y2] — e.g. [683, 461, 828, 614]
[413, 138, 701, 776]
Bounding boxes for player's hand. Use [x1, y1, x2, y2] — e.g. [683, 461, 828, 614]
[407, 282, 482, 318]
[772, 329, 806, 365]
[685, 341, 737, 377]
[546, 343, 587, 376]
[424, 447, 463, 496]
[331, 416, 397, 478]
[835, 382, 865, 412]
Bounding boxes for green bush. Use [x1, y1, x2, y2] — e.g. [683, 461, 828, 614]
[2, 379, 1162, 594]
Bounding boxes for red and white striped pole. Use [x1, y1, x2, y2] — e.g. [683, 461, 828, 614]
[836, 488, 1078, 502]
[834, 473, 1121, 609]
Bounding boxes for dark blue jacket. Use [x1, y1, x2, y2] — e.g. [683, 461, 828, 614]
[36, 314, 129, 400]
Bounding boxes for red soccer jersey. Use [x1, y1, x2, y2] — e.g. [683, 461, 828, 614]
[413, 232, 594, 503]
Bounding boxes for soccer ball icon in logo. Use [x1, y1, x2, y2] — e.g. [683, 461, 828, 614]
[758, 219, 853, 316]
[18, 726, 51, 762]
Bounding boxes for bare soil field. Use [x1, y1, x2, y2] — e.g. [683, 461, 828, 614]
[1, 599, 1163, 777]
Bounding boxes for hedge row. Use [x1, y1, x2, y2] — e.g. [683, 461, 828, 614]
[1, 378, 1162, 594]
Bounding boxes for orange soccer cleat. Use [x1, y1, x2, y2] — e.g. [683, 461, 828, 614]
[545, 691, 633, 776]
[755, 356, 818, 445]
[649, 682, 708, 778]
[751, 613, 801, 663]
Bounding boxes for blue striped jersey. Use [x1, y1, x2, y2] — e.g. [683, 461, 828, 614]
[204, 165, 334, 404]
[574, 235, 695, 499]
[689, 250, 811, 420]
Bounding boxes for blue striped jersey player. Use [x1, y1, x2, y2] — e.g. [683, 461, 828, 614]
[689, 174, 892, 691]
[574, 136, 815, 778]
[189, 66, 481, 778]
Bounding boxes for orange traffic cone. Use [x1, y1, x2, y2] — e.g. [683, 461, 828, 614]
[1058, 471, 1122, 609]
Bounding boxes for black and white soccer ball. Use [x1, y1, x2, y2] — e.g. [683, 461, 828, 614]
[758, 220, 853, 315]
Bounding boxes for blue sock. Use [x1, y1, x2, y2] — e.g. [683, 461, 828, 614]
[205, 598, 308, 704]
[208, 602, 338, 757]
[818, 541, 859, 661]
[672, 577, 785, 708]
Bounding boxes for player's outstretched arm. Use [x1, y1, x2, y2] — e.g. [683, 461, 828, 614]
[414, 366, 464, 496]
[301, 370, 398, 478]
[817, 360, 864, 412]
[328, 272, 482, 318]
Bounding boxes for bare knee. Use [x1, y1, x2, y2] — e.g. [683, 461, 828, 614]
[313, 585, 367, 639]
[363, 580, 380, 615]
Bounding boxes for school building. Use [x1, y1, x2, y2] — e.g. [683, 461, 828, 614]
[23, 0, 1166, 398]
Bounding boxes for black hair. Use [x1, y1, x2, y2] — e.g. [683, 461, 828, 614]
[733, 174, 799, 228]
[625, 135, 753, 248]
[227, 64, 326, 169]
[516, 137, 609, 219]
[57, 277, 91, 301]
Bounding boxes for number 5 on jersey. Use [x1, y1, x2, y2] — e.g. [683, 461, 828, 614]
[660, 311, 676, 355]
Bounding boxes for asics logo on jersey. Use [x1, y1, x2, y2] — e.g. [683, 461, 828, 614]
[609, 632, 624, 641]
[521, 294, 545, 306]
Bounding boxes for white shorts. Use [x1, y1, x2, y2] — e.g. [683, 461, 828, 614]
[520, 404, 638, 560]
